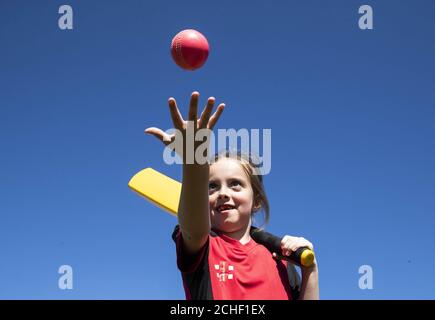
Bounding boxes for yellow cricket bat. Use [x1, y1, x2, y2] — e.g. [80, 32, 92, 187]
[128, 168, 181, 216]
[128, 167, 315, 268]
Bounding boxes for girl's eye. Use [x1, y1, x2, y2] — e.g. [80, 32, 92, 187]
[230, 180, 242, 188]
[209, 182, 218, 190]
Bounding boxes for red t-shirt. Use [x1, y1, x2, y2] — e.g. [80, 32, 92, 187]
[173, 226, 294, 300]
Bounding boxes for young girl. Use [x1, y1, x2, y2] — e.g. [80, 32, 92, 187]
[145, 92, 319, 300]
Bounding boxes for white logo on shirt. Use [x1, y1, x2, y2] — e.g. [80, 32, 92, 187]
[214, 261, 234, 282]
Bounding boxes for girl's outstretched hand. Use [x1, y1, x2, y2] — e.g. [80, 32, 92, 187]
[145, 91, 225, 163]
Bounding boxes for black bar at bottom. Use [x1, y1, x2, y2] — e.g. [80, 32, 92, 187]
[0, 300, 433, 318]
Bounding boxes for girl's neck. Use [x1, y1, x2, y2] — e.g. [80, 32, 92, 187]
[216, 223, 252, 245]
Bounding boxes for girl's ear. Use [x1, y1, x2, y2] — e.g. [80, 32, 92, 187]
[252, 197, 261, 212]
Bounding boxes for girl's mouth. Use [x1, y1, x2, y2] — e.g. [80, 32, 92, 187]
[216, 204, 236, 213]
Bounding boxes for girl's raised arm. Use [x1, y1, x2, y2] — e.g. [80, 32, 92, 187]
[145, 92, 225, 255]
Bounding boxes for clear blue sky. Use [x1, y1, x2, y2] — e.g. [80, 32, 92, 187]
[1, 0, 434, 299]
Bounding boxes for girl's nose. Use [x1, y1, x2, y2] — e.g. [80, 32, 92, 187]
[217, 186, 230, 199]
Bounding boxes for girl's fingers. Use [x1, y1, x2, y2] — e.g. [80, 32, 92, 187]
[198, 97, 215, 129]
[188, 91, 199, 123]
[294, 238, 313, 251]
[280, 238, 292, 256]
[282, 249, 292, 257]
[144, 127, 174, 146]
[306, 241, 314, 251]
[281, 236, 314, 255]
[168, 98, 184, 130]
[208, 103, 225, 129]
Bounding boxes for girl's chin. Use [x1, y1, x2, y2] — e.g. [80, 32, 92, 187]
[212, 218, 235, 229]
[212, 218, 248, 232]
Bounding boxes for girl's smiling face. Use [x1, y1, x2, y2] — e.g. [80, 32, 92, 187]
[209, 157, 255, 233]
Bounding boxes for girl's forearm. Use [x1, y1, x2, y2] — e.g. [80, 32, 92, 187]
[178, 163, 211, 244]
[299, 266, 319, 300]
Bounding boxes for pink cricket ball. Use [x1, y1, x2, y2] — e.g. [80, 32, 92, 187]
[170, 29, 210, 71]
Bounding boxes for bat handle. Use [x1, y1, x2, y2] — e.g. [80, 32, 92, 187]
[250, 227, 316, 268]
[288, 246, 315, 268]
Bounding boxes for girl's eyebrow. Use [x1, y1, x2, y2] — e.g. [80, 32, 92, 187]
[231, 175, 246, 180]
[228, 177, 247, 182]
[209, 175, 247, 181]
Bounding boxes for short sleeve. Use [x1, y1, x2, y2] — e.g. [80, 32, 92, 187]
[172, 225, 209, 273]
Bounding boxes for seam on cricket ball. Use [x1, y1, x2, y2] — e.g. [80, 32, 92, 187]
[174, 33, 191, 70]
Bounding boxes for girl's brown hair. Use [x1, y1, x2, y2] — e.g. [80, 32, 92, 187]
[212, 150, 270, 227]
